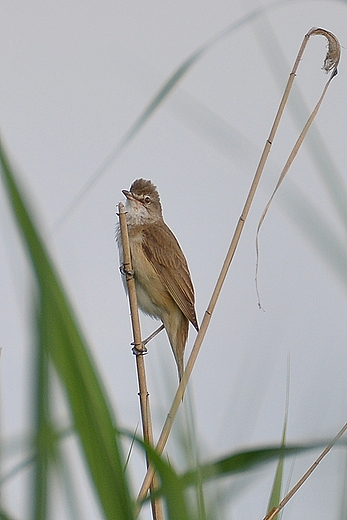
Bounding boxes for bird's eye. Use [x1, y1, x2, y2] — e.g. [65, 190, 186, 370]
[144, 196, 151, 205]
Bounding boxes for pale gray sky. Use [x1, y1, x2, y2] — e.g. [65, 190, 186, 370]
[1, 1, 347, 519]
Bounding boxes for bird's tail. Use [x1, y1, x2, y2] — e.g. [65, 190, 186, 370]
[163, 311, 189, 381]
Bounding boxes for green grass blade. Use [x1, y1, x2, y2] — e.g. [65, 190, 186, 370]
[266, 368, 290, 518]
[266, 436, 287, 519]
[149, 452, 190, 520]
[54, 2, 281, 229]
[267, 456, 284, 520]
[279, 184, 347, 290]
[31, 304, 50, 520]
[0, 142, 134, 519]
[181, 444, 325, 487]
[132, 436, 191, 520]
[0, 511, 18, 520]
[170, 93, 347, 291]
[0, 455, 36, 486]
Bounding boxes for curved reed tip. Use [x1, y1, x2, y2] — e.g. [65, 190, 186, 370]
[308, 27, 341, 73]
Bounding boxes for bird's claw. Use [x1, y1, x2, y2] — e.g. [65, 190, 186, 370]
[131, 342, 148, 356]
[120, 264, 134, 277]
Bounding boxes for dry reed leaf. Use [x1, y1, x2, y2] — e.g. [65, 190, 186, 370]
[310, 27, 341, 72]
[256, 28, 341, 308]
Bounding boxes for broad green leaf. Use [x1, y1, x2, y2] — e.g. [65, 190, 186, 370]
[181, 444, 324, 487]
[131, 435, 191, 520]
[0, 142, 133, 519]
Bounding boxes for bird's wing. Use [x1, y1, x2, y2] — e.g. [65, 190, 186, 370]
[142, 224, 199, 330]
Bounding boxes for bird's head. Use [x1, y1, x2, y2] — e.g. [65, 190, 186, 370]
[122, 179, 163, 225]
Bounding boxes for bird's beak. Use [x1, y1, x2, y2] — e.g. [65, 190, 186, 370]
[122, 189, 134, 200]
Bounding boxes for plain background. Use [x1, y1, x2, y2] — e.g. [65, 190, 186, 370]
[1, 1, 347, 518]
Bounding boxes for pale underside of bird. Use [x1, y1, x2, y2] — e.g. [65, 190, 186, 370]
[116, 178, 198, 379]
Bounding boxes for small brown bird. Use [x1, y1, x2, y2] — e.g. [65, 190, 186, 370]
[117, 178, 198, 379]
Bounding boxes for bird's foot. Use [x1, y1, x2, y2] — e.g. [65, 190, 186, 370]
[119, 263, 134, 277]
[131, 342, 148, 356]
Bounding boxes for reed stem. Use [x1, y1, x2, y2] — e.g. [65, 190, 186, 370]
[118, 202, 164, 520]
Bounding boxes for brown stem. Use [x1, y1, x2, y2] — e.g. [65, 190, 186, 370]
[117, 203, 163, 520]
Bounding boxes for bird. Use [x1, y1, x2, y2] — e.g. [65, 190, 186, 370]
[116, 178, 198, 380]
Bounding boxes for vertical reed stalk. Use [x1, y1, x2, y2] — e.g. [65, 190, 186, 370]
[118, 202, 163, 520]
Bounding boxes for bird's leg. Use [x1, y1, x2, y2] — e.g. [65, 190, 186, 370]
[143, 324, 165, 346]
[120, 262, 165, 355]
[131, 324, 165, 356]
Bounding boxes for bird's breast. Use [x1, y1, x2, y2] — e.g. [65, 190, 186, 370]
[127, 230, 175, 320]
